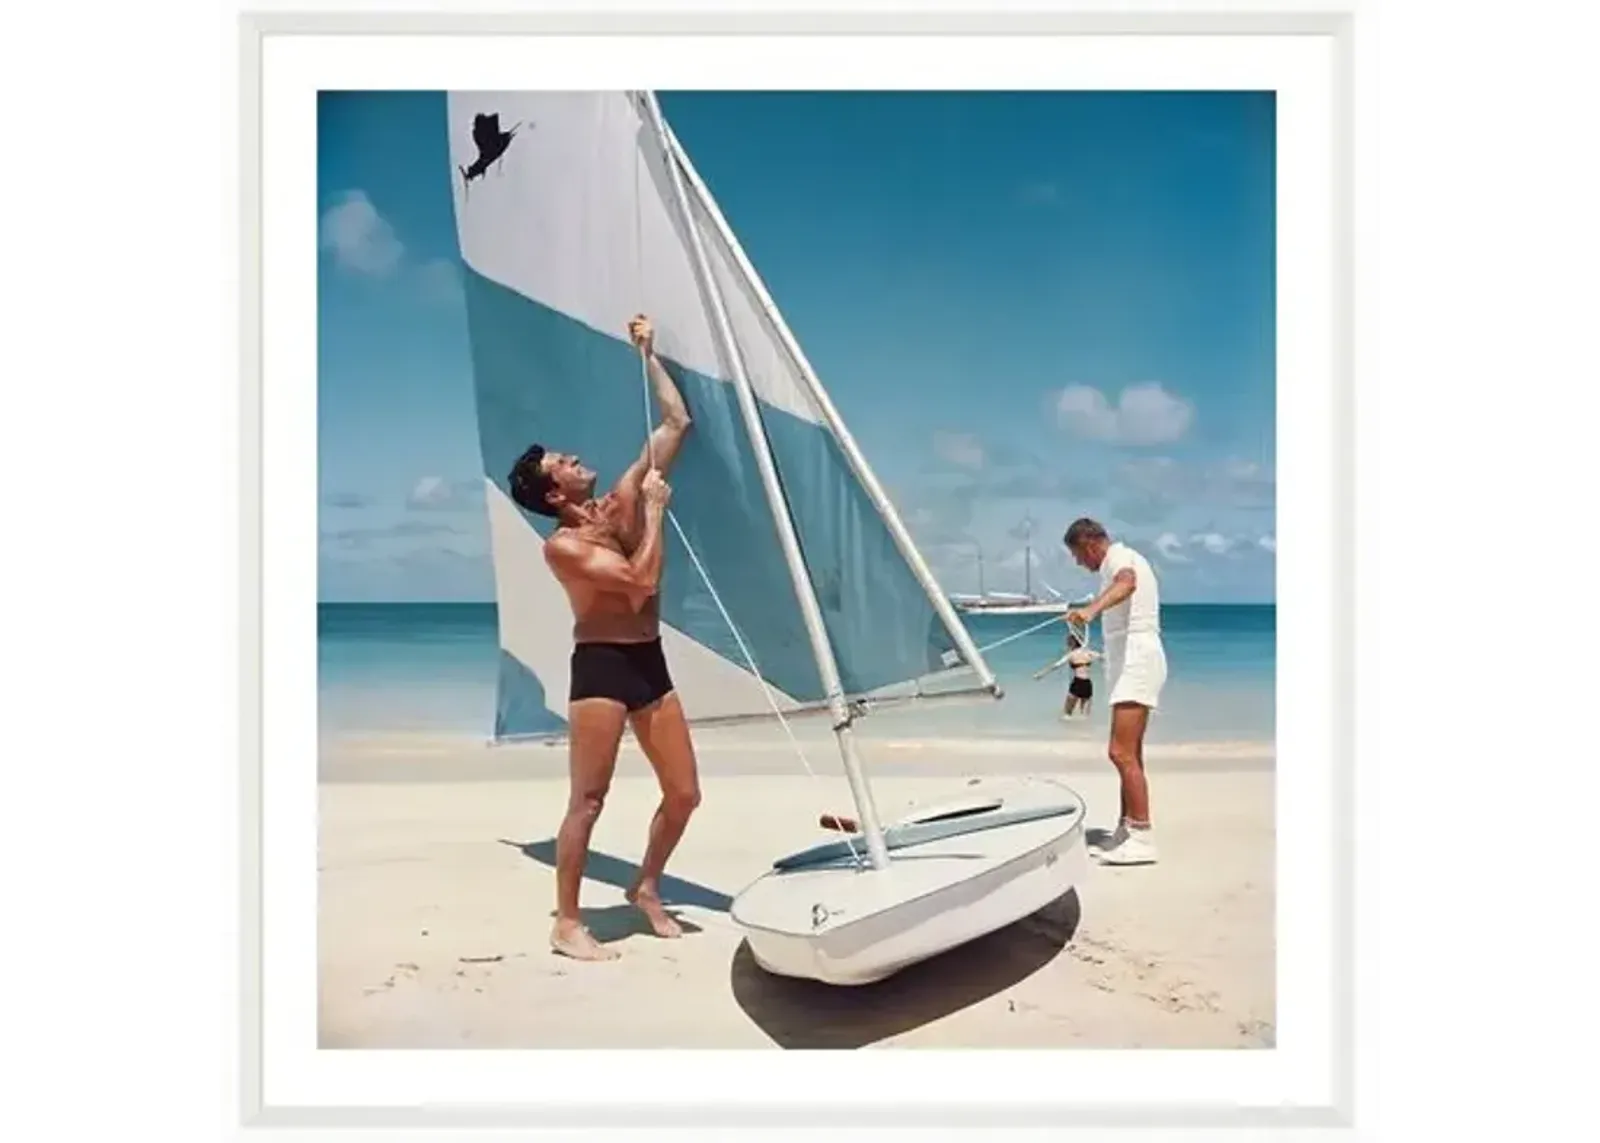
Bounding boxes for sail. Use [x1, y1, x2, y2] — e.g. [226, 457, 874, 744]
[445, 92, 969, 740]
[669, 141, 977, 700]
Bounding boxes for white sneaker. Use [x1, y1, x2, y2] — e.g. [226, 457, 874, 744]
[1088, 822, 1128, 853]
[1097, 828, 1158, 865]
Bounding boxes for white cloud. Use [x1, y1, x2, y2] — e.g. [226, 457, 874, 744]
[1258, 535, 1277, 553]
[1105, 455, 1274, 518]
[1211, 457, 1276, 509]
[408, 476, 450, 507]
[320, 189, 404, 276]
[1054, 382, 1194, 445]
[1155, 532, 1190, 562]
[1192, 531, 1233, 555]
[407, 477, 485, 512]
[1115, 455, 1181, 499]
[999, 546, 1046, 571]
[932, 431, 986, 470]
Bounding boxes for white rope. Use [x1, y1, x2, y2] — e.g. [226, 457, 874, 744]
[632, 122, 865, 864]
[974, 612, 1070, 654]
[634, 138, 656, 473]
[639, 358, 865, 867]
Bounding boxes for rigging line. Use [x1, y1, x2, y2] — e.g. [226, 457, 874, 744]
[631, 116, 865, 866]
[973, 612, 1071, 655]
[641, 355, 865, 869]
[634, 124, 654, 474]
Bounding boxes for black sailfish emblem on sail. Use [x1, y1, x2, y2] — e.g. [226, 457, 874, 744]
[459, 113, 523, 188]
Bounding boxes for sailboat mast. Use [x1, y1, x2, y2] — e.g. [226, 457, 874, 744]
[638, 92, 892, 871]
[664, 124, 1001, 698]
[1023, 517, 1033, 599]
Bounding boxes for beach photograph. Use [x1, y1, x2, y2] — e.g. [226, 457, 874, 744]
[37, 0, 1596, 1136]
[317, 88, 1277, 1051]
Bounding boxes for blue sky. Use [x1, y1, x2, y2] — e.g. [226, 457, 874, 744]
[318, 90, 1276, 603]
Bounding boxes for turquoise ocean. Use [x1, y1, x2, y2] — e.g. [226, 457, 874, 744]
[318, 603, 1275, 746]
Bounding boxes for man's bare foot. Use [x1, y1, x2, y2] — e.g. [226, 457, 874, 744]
[625, 885, 683, 939]
[550, 918, 620, 961]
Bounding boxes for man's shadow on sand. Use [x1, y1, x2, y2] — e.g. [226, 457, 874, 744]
[503, 838, 717, 941]
[506, 838, 1079, 1049]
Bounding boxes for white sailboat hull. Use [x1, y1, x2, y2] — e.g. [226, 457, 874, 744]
[954, 600, 1074, 617]
[730, 775, 1089, 986]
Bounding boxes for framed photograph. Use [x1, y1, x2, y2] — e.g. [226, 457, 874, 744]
[244, 4, 1352, 1129]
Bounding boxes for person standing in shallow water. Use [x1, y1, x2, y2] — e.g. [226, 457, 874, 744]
[1032, 629, 1100, 718]
[506, 314, 701, 961]
[1063, 518, 1168, 866]
[1061, 632, 1099, 718]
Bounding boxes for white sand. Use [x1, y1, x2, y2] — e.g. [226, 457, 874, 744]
[318, 737, 1275, 1049]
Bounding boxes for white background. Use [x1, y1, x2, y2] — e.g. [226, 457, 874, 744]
[263, 22, 1333, 1115]
[4, 0, 1598, 1139]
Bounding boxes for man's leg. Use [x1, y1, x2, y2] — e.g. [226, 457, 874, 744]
[626, 692, 702, 938]
[551, 697, 629, 960]
[1109, 701, 1151, 823]
[1100, 701, 1157, 865]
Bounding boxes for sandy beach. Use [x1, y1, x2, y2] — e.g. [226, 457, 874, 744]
[318, 730, 1275, 1050]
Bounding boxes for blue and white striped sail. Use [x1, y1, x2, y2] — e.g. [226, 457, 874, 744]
[446, 91, 979, 740]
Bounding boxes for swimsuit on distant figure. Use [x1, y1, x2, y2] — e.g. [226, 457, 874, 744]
[1061, 634, 1099, 718]
[1034, 631, 1099, 718]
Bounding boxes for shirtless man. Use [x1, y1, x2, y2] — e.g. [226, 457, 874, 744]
[1063, 518, 1168, 866]
[505, 314, 699, 960]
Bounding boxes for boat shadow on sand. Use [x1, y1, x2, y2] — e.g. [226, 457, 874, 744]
[727, 888, 1081, 1049]
[507, 838, 1079, 1049]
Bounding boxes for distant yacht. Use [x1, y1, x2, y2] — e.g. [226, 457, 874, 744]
[950, 516, 1085, 617]
[951, 590, 1075, 618]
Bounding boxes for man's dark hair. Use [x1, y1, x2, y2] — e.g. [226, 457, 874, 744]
[1063, 517, 1108, 549]
[508, 443, 559, 518]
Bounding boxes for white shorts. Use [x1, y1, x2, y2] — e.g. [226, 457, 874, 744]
[1105, 632, 1168, 709]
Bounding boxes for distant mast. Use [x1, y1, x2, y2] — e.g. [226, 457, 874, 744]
[1021, 514, 1034, 599]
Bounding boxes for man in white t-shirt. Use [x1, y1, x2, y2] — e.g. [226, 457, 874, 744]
[1063, 518, 1168, 866]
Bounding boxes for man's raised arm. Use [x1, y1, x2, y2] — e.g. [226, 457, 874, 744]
[617, 314, 692, 494]
[545, 472, 673, 610]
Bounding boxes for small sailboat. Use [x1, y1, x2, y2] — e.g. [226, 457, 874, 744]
[954, 590, 1076, 617]
[445, 90, 1088, 986]
[952, 521, 1079, 617]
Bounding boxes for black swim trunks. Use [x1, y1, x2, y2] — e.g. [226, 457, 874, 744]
[569, 638, 676, 711]
[1068, 676, 1093, 700]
